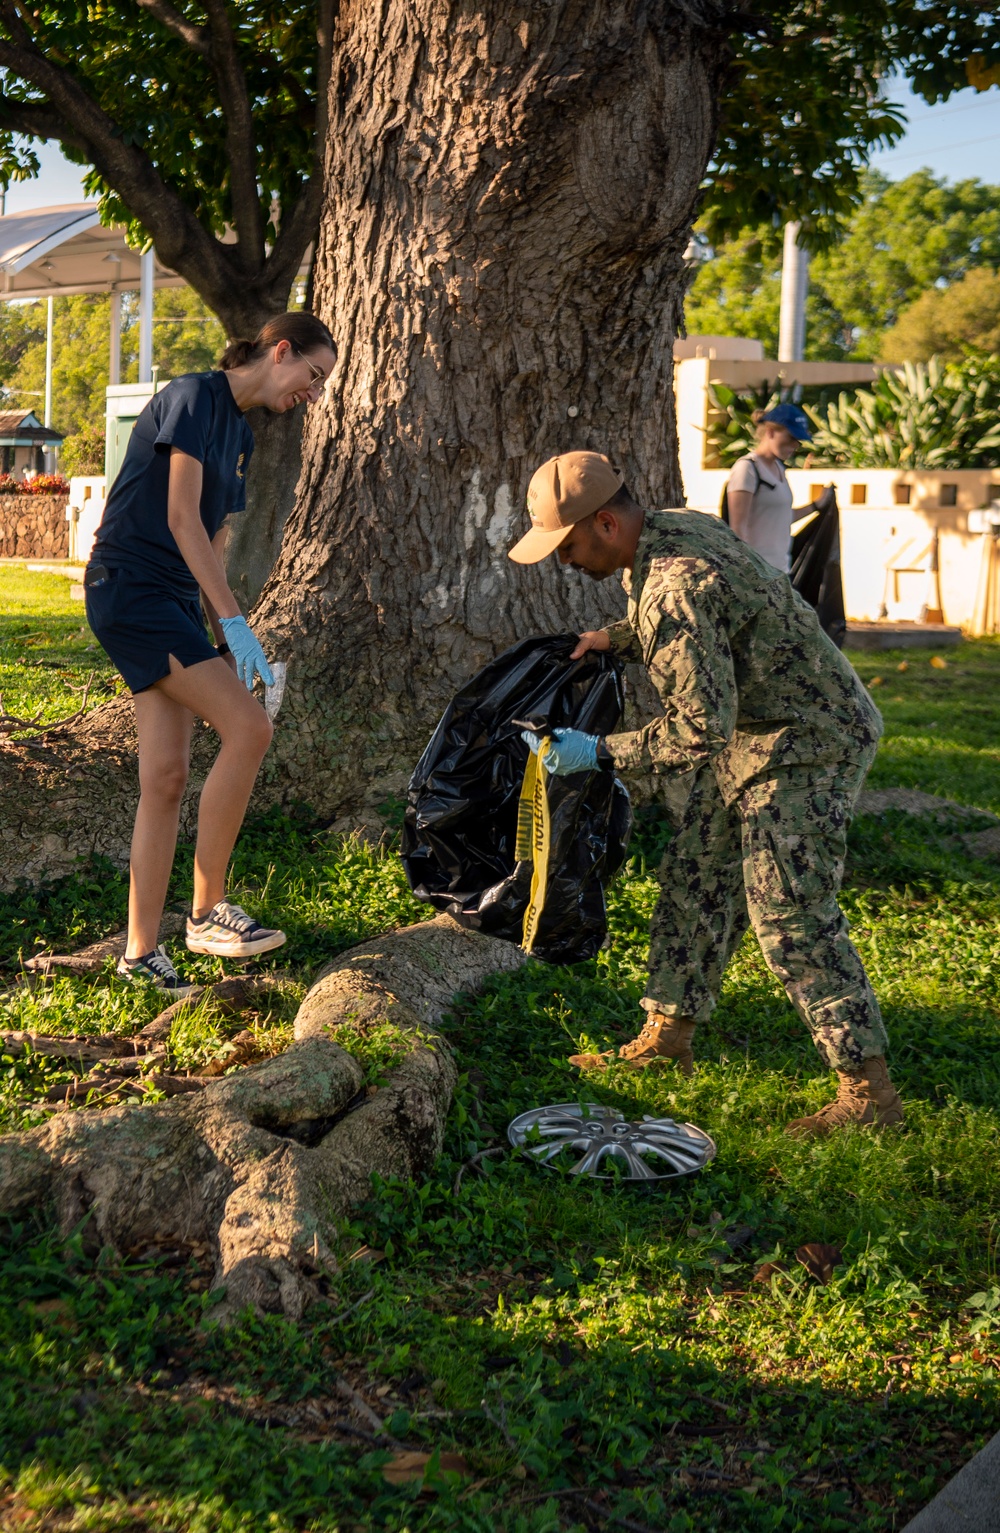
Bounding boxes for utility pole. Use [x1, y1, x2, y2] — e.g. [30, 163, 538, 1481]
[778, 221, 810, 363]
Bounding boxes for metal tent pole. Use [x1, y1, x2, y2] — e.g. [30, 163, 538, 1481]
[109, 291, 121, 386]
[44, 296, 54, 426]
[138, 248, 154, 383]
[43, 296, 54, 472]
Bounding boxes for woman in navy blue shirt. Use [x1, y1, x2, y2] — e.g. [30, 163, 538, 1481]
[85, 311, 336, 994]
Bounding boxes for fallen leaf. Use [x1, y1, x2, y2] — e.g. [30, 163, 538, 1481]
[949, 1353, 964, 1363]
[897, 661, 909, 672]
[868, 676, 883, 687]
[752, 1261, 787, 1283]
[795, 1243, 843, 1285]
[972, 1348, 986, 1363]
[930, 655, 948, 669]
[382, 1450, 470, 1485]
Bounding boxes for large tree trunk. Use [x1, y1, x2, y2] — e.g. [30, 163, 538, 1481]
[226, 406, 308, 609]
[250, 0, 722, 816]
[0, 0, 719, 887]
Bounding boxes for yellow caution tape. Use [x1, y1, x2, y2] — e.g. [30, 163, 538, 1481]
[518, 736, 552, 954]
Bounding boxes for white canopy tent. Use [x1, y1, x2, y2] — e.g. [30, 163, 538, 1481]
[0, 204, 185, 446]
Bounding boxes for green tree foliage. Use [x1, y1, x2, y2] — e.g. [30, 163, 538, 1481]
[0, 302, 44, 393]
[0, 3, 334, 332]
[704, 3, 1000, 245]
[59, 419, 105, 477]
[0, 4, 996, 335]
[686, 170, 1000, 360]
[1, 289, 225, 438]
[883, 266, 1000, 361]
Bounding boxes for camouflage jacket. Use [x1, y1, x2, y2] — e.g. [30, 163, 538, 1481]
[604, 510, 882, 804]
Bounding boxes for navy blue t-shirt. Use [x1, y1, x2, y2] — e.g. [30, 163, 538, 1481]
[92, 371, 254, 594]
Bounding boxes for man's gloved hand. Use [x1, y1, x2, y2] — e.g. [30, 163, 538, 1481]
[521, 726, 601, 775]
[219, 615, 275, 691]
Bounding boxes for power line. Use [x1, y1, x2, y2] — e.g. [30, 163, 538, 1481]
[893, 94, 1000, 126]
[875, 131, 1000, 165]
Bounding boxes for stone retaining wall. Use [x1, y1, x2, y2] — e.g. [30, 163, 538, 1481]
[0, 495, 70, 559]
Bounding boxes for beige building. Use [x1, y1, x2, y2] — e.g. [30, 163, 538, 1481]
[673, 338, 1000, 635]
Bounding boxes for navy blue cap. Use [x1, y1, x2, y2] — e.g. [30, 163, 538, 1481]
[762, 403, 812, 442]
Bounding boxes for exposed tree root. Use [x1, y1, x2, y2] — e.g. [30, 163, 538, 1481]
[22, 913, 187, 976]
[0, 915, 525, 1322]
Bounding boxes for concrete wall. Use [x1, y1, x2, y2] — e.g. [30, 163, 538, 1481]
[677, 464, 1000, 632]
[0, 494, 70, 560]
[673, 352, 1000, 633]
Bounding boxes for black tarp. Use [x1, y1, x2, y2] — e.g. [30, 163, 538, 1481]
[401, 634, 632, 964]
[790, 484, 847, 649]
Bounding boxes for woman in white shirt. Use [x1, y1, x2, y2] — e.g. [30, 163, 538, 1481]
[725, 403, 812, 572]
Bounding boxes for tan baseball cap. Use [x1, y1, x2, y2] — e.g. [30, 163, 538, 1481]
[508, 451, 625, 564]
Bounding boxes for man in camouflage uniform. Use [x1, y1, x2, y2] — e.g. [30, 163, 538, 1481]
[508, 450, 903, 1137]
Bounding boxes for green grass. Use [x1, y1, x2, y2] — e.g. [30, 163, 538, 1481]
[2, 573, 1000, 1531]
[0, 563, 121, 734]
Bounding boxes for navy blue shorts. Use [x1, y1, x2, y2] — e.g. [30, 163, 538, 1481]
[84, 564, 219, 694]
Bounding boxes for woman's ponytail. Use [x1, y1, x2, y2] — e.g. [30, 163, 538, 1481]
[219, 338, 257, 370]
[218, 312, 335, 372]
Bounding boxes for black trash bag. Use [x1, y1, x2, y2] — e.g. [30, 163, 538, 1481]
[791, 484, 847, 649]
[401, 634, 632, 964]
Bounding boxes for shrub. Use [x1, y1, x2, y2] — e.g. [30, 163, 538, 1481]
[812, 355, 1000, 469]
[60, 420, 106, 478]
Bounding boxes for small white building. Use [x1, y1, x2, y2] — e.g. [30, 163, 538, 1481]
[674, 338, 1000, 635]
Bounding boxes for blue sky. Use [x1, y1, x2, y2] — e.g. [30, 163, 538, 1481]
[4, 78, 999, 215]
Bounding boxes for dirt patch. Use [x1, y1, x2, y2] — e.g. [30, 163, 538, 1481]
[856, 789, 998, 823]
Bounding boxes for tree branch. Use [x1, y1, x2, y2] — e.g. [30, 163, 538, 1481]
[0, 26, 244, 317]
[259, 0, 334, 301]
[134, 0, 210, 56]
[199, 0, 266, 272]
[0, 91, 86, 151]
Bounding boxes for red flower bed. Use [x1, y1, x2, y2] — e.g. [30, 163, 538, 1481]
[0, 473, 70, 495]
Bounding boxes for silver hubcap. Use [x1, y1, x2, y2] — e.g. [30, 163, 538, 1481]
[507, 1103, 716, 1181]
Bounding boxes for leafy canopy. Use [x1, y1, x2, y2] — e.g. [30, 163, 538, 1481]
[882, 266, 1000, 361]
[706, 2, 1000, 247]
[685, 170, 1000, 361]
[0, 2, 321, 251]
[0, 1, 997, 278]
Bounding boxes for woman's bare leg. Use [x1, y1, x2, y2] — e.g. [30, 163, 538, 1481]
[155, 656, 273, 918]
[127, 689, 195, 959]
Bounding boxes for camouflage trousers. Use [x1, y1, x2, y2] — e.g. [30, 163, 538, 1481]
[645, 759, 887, 1071]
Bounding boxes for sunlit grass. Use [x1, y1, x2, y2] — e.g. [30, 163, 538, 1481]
[1, 586, 999, 1528]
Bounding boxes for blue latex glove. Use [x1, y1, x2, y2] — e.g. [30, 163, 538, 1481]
[219, 615, 274, 691]
[521, 726, 600, 776]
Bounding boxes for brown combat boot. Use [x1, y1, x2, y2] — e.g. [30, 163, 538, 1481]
[784, 1056, 904, 1139]
[568, 1013, 696, 1076]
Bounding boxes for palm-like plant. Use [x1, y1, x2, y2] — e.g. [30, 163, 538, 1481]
[811, 357, 1000, 469]
[706, 356, 1000, 470]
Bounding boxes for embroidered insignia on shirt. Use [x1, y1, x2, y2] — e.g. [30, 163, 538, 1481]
[236, 452, 245, 480]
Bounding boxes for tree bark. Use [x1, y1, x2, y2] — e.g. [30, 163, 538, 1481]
[225, 406, 308, 608]
[250, 0, 723, 816]
[0, 915, 525, 1323]
[0, 0, 719, 886]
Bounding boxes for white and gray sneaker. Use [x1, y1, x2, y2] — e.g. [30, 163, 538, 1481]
[185, 901, 286, 958]
[116, 944, 198, 997]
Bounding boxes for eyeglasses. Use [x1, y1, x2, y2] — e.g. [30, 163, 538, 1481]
[292, 345, 327, 390]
